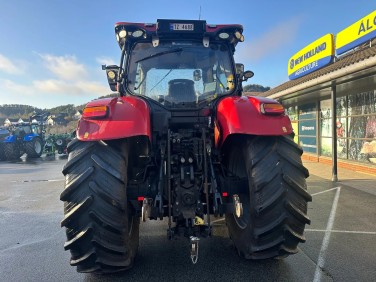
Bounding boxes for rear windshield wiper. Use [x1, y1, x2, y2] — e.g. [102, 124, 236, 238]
[135, 48, 183, 63]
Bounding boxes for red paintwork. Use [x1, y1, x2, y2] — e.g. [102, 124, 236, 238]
[216, 96, 293, 147]
[77, 96, 151, 141]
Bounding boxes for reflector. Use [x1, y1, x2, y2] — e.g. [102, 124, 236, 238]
[261, 103, 285, 115]
[82, 106, 108, 118]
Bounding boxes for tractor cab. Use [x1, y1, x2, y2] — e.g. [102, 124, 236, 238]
[10, 123, 32, 139]
[104, 19, 253, 108]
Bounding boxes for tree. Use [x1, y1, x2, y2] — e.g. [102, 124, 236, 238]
[243, 84, 270, 92]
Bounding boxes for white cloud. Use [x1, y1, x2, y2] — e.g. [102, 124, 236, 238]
[0, 53, 113, 108]
[38, 54, 87, 81]
[96, 56, 117, 66]
[235, 17, 302, 63]
[76, 81, 109, 94]
[33, 79, 108, 96]
[33, 79, 81, 94]
[2, 79, 34, 94]
[0, 54, 23, 74]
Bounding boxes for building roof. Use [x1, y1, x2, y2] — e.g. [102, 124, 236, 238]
[243, 91, 264, 96]
[260, 40, 376, 98]
[5, 118, 19, 122]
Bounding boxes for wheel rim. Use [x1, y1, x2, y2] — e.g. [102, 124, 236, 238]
[227, 141, 251, 230]
[233, 192, 250, 230]
[34, 140, 42, 153]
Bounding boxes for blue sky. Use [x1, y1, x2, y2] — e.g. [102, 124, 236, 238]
[0, 0, 374, 108]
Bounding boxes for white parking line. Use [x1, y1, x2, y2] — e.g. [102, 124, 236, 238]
[306, 229, 376, 235]
[313, 187, 341, 282]
[311, 187, 341, 196]
[10, 179, 64, 183]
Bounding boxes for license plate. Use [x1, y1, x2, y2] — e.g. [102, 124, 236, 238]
[170, 23, 194, 31]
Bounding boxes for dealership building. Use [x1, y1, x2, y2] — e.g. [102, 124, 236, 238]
[260, 10, 376, 179]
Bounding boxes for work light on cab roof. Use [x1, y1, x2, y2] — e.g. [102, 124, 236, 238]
[114, 19, 245, 49]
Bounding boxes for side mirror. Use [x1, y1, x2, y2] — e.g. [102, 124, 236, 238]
[235, 63, 254, 81]
[102, 65, 120, 92]
[242, 70, 254, 81]
[193, 69, 201, 81]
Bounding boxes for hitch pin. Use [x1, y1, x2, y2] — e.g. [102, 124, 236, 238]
[190, 236, 200, 264]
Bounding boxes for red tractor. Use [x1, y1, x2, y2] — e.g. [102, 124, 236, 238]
[60, 19, 311, 273]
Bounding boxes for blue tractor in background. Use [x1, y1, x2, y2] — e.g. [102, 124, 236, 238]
[3, 122, 45, 160]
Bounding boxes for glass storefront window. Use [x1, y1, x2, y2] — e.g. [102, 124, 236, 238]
[365, 116, 376, 139]
[299, 103, 316, 119]
[320, 137, 332, 157]
[348, 116, 370, 138]
[336, 96, 347, 117]
[346, 91, 376, 164]
[360, 139, 376, 165]
[348, 91, 376, 116]
[337, 138, 347, 159]
[320, 99, 332, 157]
[320, 99, 332, 118]
[286, 106, 298, 121]
[286, 106, 299, 144]
[293, 90, 376, 165]
[349, 139, 367, 162]
[336, 117, 346, 138]
[321, 118, 332, 137]
[298, 103, 317, 153]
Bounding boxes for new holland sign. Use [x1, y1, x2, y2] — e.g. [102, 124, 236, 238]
[336, 10, 376, 55]
[288, 34, 335, 80]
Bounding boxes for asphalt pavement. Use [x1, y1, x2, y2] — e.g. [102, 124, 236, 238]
[0, 156, 375, 282]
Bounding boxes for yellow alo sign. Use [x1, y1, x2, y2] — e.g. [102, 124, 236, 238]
[288, 33, 334, 80]
[336, 10, 376, 55]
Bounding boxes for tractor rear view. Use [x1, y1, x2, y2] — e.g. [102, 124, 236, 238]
[3, 122, 44, 160]
[60, 19, 312, 273]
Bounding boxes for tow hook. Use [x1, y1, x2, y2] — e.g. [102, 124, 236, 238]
[190, 236, 200, 264]
[233, 194, 243, 218]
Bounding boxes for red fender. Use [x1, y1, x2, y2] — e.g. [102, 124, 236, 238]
[215, 96, 293, 147]
[77, 96, 151, 141]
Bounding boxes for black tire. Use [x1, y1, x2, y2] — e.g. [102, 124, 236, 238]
[4, 143, 22, 160]
[0, 143, 5, 161]
[56, 138, 65, 154]
[25, 137, 43, 158]
[60, 138, 140, 273]
[224, 136, 312, 259]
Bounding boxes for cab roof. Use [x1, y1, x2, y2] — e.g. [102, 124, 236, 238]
[114, 19, 244, 49]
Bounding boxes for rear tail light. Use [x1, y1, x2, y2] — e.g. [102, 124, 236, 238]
[82, 106, 108, 119]
[260, 103, 285, 115]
